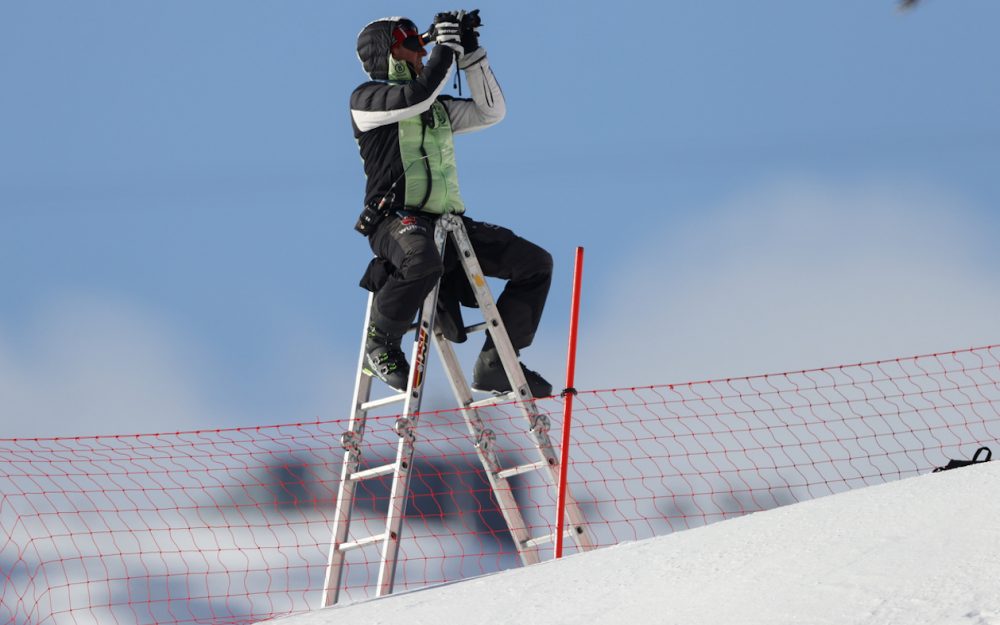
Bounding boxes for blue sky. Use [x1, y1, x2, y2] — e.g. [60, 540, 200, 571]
[2, 1, 999, 437]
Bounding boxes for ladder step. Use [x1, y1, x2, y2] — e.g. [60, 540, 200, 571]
[361, 392, 409, 411]
[464, 321, 489, 334]
[496, 460, 548, 480]
[468, 392, 516, 408]
[338, 532, 388, 553]
[350, 462, 397, 481]
[523, 528, 577, 549]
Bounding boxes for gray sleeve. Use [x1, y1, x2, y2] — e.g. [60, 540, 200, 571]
[442, 49, 507, 135]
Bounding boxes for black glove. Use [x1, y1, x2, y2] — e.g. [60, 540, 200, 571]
[432, 12, 464, 57]
[459, 9, 481, 55]
[433, 10, 461, 24]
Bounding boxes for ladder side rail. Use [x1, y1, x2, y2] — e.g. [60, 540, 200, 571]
[321, 292, 377, 607]
[446, 215, 596, 555]
[431, 333, 541, 566]
[373, 418, 417, 597]
[443, 215, 534, 403]
[373, 217, 450, 597]
[445, 215, 557, 467]
[542, 461, 595, 552]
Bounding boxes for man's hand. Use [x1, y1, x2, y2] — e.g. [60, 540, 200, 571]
[432, 14, 464, 58]
[459, 9, 481, 55]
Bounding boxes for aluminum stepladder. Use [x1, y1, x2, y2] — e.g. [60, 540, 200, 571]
[320, 213, 593, 606]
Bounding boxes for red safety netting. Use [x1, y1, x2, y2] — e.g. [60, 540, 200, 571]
[1, 345, 998, 624]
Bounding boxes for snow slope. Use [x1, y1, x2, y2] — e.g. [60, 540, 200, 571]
[268, 460, 1000, 625]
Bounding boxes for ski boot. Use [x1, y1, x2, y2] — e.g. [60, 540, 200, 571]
[471, 348, 553, 398]
[363, 323, 409, 392]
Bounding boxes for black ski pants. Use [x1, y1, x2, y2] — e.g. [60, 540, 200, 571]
[367, 211, 552, 352]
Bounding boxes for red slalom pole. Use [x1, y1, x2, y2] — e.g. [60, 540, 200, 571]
[554, 247, 584, 559]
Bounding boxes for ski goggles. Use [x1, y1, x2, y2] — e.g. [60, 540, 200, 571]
[391, 21, 425, 51]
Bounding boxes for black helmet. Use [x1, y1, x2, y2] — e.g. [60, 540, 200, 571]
[356, 17, 422, 80]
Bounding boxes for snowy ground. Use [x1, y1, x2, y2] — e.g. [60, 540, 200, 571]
[266, 460, 1000, 625]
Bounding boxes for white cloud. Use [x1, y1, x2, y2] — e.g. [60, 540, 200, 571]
[0, 294, 220, 438]
[578, 177, 1000, 389]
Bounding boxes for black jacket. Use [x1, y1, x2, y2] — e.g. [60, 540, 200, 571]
[350, 43, 505, 212]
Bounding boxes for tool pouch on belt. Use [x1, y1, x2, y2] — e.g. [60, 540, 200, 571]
[354, 201, 388, 236]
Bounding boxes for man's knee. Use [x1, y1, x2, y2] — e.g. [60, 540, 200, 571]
[512, 241, 552, 282]
[392, 225, 443, 282]
[398, 250, 444, 283]
[534, 247, 553, 276]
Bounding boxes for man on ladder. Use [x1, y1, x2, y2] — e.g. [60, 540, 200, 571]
[350, 11, 553, 398]
[324, 14, 594, 604]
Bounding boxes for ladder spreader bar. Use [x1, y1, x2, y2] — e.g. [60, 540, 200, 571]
[350, 462, 397, 481]
[496, 460, 548, 480]
[360, 392, 408, 411]
[463, 321, 489, 334]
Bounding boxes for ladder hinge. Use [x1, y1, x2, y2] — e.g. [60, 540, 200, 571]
[394, 417, 416, 443]
[529, 413, 550, 435]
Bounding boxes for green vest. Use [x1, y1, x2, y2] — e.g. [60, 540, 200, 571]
[389, 56, 465, 214]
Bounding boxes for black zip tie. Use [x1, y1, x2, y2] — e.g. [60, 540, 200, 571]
[560, 387, 577, 398]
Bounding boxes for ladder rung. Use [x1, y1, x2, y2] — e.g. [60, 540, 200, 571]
[464, 321, 489, 334]
[338, 532, 388, 553]
[497, 460, 548, 480]
[361, 392, 408, 411]
[350, 462, 397, 481]
[468, 392, 515, 408]
[523, 528, 576, 549]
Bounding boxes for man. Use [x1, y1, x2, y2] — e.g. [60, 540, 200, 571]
[350, 12, 553, 397]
